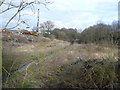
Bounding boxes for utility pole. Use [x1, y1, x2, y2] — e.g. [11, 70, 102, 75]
[36, 9, 40, 32]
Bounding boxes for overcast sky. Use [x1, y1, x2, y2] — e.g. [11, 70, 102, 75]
[0, 0, 119, 31]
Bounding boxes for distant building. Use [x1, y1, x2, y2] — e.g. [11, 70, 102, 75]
[2, 29, 12, 34]
[17, 29, 32, 35]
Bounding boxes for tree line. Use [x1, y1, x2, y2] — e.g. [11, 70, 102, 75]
[0, 0, 119, 45]
[41, 20, 120, 45]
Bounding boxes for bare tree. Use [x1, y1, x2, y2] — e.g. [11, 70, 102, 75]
[40, 20, 54, 31]
[0, 0, 52, 30]
[40, 23, 45, 31]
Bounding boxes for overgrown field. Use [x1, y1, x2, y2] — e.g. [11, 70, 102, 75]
[2, 33, 119, 89]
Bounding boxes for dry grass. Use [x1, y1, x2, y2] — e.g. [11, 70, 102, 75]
[2, 33, 119, 88]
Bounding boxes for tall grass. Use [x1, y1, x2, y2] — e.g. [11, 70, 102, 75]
[2, 33, 119, 88]
[47, 59, 119, 89]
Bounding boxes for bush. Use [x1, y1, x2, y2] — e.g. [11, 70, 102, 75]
[50, 59, 119, 89]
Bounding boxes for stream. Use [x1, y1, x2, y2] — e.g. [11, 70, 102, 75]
[2, 59, 38, 83]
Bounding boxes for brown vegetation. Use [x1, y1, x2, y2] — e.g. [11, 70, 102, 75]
[2, 33, 119, 89]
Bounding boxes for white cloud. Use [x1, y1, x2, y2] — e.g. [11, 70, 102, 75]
[96, 0, 119, 3]
[49, 0, 97, 12]
[21, 10, 35, 16]
[1, 0, 118, 30]
[50, 0, 119, 12]
[54, 20, 69, 28]
[48, 0, 118, 29]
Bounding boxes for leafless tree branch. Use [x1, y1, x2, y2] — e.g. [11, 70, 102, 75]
[0, 0, 5, 6]
[0, 0, 52, 30]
